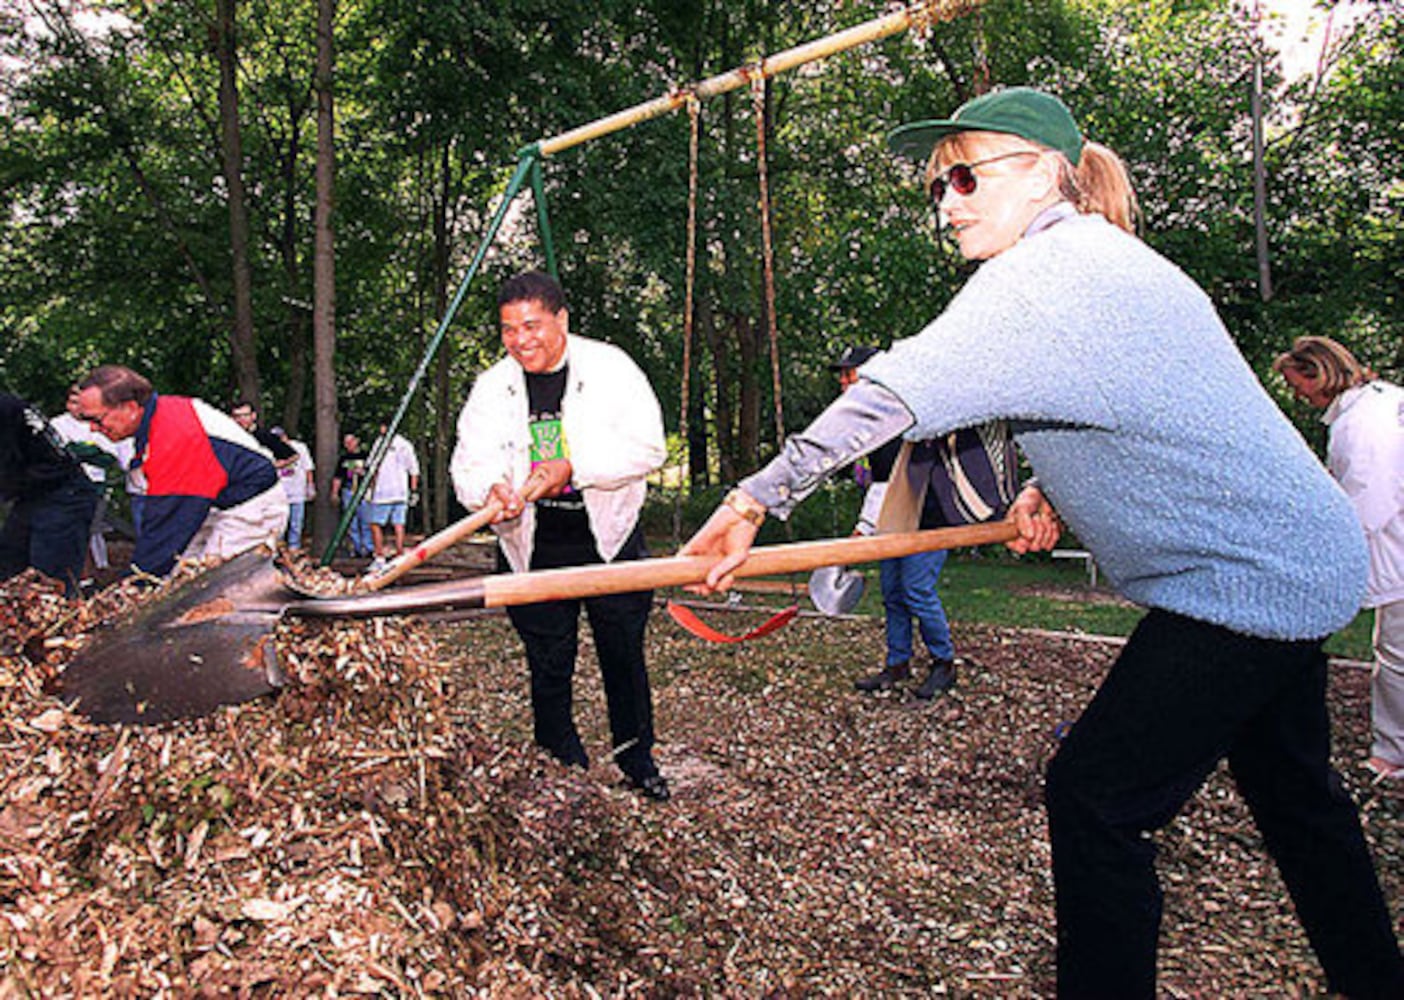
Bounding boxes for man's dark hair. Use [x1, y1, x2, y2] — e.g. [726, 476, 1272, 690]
[498, 270, 567, 313]
[78, 365, 154, 407]
[232, 399, 256, 414]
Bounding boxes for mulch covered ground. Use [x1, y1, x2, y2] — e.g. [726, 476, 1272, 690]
[2, 567, 1399, 997]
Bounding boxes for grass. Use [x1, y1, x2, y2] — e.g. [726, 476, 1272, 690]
[723, 546, 1376, 663]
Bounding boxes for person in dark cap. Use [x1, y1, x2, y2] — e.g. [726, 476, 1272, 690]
[828, 344, 1016, 698]
[683, 86, 1403, 996]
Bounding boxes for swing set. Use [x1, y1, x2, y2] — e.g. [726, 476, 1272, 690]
[325, 0, 979, 592]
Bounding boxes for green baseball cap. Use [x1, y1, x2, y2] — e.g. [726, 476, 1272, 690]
[887, 87, 1084, 166]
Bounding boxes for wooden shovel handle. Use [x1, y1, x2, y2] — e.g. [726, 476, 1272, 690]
[300, 518, 1022, 617]
[481, 518, 1021, 607]
[362, 500, 503, 591]
[364, 472, 553, 591]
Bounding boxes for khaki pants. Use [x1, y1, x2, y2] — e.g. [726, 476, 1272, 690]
[182, 485, 290, 563]
[1372, 600, 1404, 768]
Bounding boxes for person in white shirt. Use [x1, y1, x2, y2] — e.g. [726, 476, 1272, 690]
[364, 423, 420, 569]
[49, 385, 132, 571]
[1275, 336, 1404, 783]
[272, 426, 315, 551]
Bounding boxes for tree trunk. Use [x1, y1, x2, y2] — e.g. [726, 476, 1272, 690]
[214, 0, 261, 406]
[699, 298, 736, 485]
[1251, 43, 1274, 303]
[278, 94, 309, 433]
[310, 0, 338, 557]
[431, 141, 454, 533]
[732, 310, 761, 473]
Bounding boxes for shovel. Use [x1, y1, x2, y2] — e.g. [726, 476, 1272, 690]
[361, 471, 549, 590]
[360, 502, 500, 591]
[60, 518, 1019, 725]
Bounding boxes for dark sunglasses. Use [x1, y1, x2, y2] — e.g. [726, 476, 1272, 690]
[929, 150, 1040, 204]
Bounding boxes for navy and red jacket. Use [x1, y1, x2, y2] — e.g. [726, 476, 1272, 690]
[128, 394, 278, 575]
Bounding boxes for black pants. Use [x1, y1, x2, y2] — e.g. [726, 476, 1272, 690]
[0, 478, 99, 597]
[504, 523, 659, 780]
[1046, 609, 1404, 998]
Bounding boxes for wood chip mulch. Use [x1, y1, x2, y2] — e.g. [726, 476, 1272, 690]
[2, 571, 1399, 997]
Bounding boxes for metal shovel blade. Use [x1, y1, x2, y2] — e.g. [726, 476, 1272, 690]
[808, 564, 866, 616]
[60, 547, 290, 725]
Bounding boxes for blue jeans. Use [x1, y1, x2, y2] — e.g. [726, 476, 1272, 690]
[285, 501, 306, 548]
[339, 491, 372, 555]
[880, 548, 953, 666]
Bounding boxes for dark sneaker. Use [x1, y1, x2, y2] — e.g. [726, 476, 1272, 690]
[854, 661, 912, 692]
[628, 772, 671, 802]
[914, 659, 956, 700]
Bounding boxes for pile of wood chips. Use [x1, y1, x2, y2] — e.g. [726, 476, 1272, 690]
[2, 567, 1400, 997]
[0, 567, 551, 995]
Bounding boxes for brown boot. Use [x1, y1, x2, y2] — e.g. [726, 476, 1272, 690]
[854, 661, 911, 692]
[914, 659, 956, 700]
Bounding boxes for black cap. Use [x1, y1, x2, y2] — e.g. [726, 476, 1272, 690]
[828, 344, 880, 371]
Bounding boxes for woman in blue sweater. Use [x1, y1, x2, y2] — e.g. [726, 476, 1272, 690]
[683, 87, 1402, 997]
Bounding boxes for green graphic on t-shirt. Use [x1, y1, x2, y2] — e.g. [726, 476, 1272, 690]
[529, 417, 567, 464]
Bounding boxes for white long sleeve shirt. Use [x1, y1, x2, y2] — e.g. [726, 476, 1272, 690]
[1324, 380, 1404, 607]
[450, 334, 666, 573]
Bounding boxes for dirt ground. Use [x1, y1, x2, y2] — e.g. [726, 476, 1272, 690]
[2, 566, 1399, 997]
[434, 610, 1401, 997]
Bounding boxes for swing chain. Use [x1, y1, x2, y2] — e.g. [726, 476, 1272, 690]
[673, 94, 702, 549]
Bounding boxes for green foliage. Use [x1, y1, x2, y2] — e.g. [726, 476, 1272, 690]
[1, 0, 1398, 473]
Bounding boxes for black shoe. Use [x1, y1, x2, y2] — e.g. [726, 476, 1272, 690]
[854, 661, 912, 692]
[914, 659, 956, 700]
[628, 772, 671, 802]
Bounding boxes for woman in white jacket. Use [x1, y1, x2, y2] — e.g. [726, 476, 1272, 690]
[1275, 335, 1404, 781]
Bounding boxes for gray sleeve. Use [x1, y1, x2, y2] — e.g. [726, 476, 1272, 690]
[739, 380, 916, 519]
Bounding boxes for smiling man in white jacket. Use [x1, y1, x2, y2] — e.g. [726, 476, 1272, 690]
[451, 270, 671, 800]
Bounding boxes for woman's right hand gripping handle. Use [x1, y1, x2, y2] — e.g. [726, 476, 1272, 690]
[680, 489, 765, 593]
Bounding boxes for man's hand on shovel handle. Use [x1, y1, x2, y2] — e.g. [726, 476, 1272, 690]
[488, 461, 572, 522]
[1008, 484, 1062, 554]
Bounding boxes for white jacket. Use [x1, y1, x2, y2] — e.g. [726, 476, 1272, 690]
[451, 334, 666, 573]
[1325, 380, 1404, 607]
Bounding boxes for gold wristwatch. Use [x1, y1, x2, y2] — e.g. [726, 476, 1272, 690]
[723, 488, 766, 527]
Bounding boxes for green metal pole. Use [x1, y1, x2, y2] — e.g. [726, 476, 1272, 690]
[321, 148, 540, 565]
[530, 157, 559, 280]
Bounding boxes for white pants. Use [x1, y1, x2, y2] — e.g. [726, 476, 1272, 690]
[182, 484, 290, 564]
[1371, 600, 1404, 767]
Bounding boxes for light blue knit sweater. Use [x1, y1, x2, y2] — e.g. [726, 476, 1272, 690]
[858, 213, 1366, 641]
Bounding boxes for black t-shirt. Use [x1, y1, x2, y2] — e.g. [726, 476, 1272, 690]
[524, 366, 592, 549]
[335, 450, 367, 492]
[0, 393, 85, 501]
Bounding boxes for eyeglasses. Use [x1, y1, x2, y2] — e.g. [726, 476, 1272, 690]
[929, 150, 1041, 204]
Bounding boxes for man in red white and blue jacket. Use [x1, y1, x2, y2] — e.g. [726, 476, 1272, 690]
[75, 365, 288, 577]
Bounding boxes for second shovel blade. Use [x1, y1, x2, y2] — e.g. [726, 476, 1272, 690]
[59, 548, 290, 725]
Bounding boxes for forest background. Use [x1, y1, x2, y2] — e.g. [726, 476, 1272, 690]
[2, 0, 1399, 554]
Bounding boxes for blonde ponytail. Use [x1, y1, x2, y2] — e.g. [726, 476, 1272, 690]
[1062, 141, 1140, 234]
